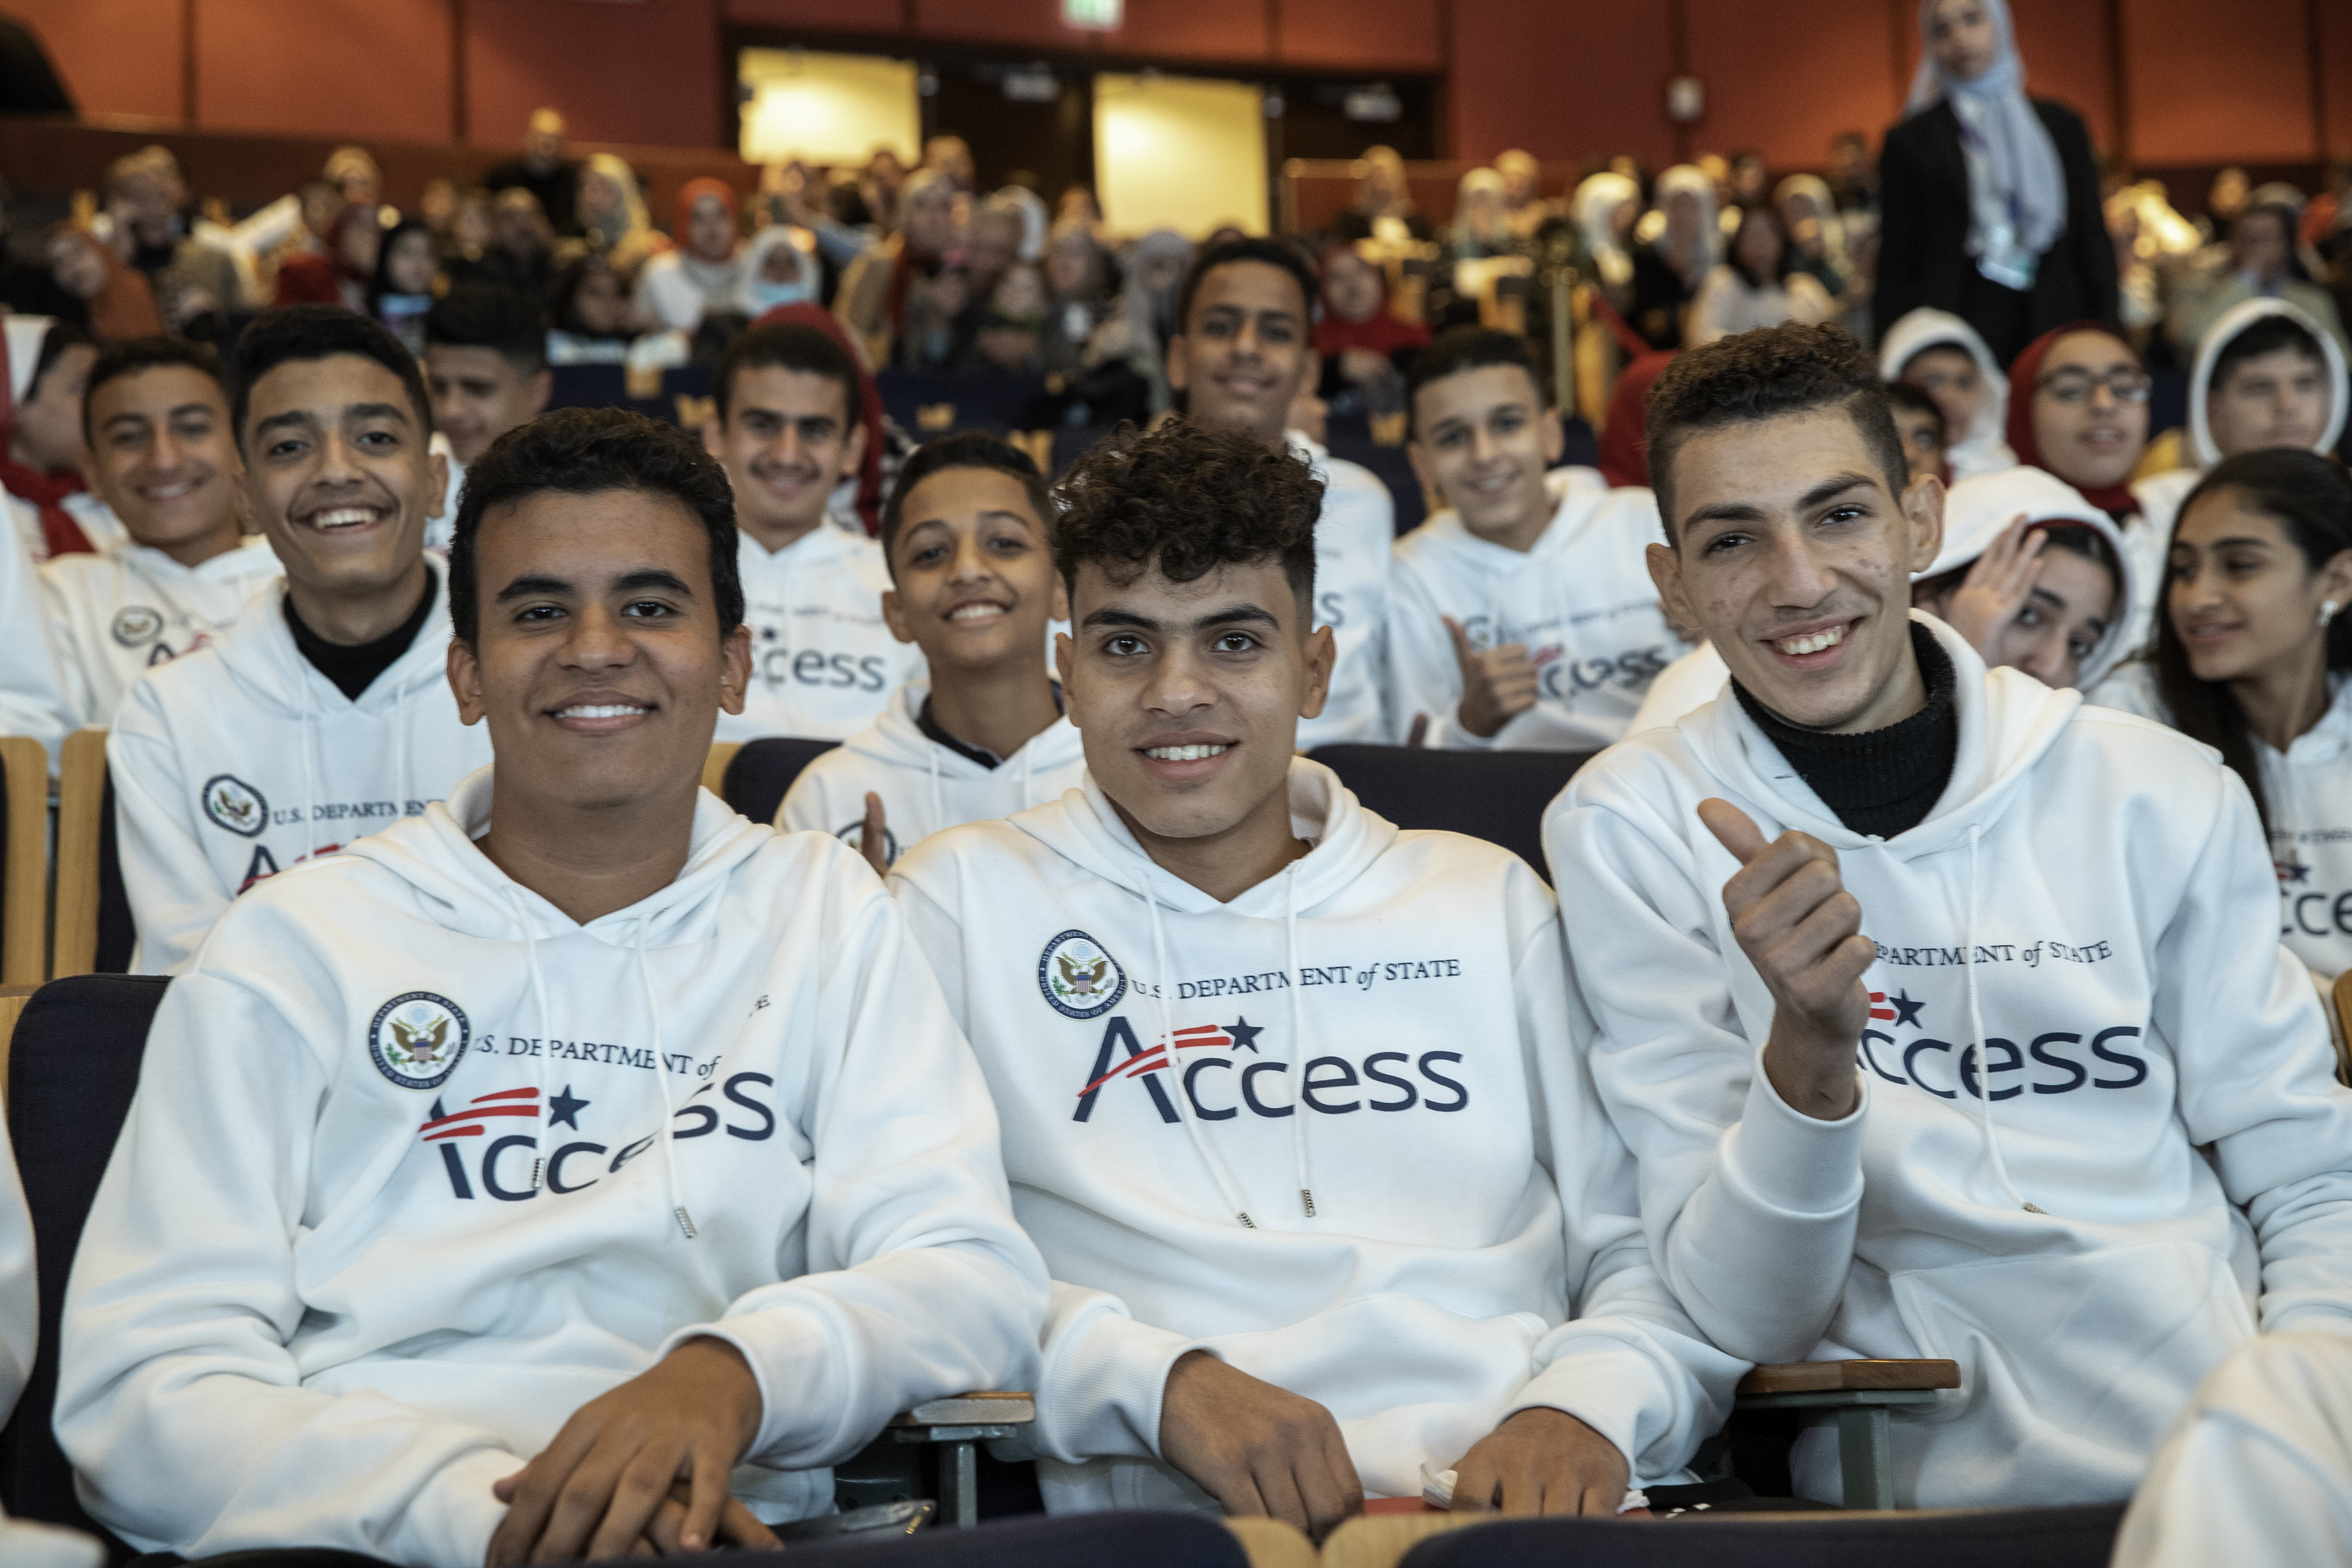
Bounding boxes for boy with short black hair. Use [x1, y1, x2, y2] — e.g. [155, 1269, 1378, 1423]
[1167, 237, 1393, 747]
[61, 405, 1046, 1565]
[110, 305, 491, 973]
[780, 430, 1081, 869]
[1385, 328, 1680, 749]
[423, 286, 552, 551]
[890, 415, 1740, 1534]
[708, 321, 920, 742]
[1546, 322, 2352, 1509]
[43, 337, 279, 729]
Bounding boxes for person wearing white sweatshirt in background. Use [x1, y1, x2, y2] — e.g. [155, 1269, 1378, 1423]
[0, 519, 73, 764]
[0, 1109, 91, 1568]
[2131, 298, 2348, 542]
[1385, 328, 1682, 750]
[58, 407, 1047, 1568]
[707, 321, 919, 744]
[1631, 462, 2135, 731]
[780, 431, 1082, 870]
[890, 419, 1744, 1540]
[1168, 237, 1392, 748]
[42, 337, 279, 730]
[1878, 307, 2017, 482]
[1545, 324, 2352, 1510]
[2089, 450, 2352, 995]
[109, 307, 493, 975]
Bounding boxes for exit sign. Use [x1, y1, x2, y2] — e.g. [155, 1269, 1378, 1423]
[1063, 0, 1121, 28]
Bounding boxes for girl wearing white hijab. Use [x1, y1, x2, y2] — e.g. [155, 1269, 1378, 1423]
[1874, 0, 2115, 365]
[1571, 172, 1639, 314]
[1879, 306, 2019, 479]
[1628, 164, 1718, 349]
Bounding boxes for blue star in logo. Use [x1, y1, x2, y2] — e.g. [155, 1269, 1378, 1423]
[547, 1085, 589, 1130]
[1223, 1017, 1264, 1054]
[2282, 859, 2314, 885]
[1889, 990, 1926, 1028]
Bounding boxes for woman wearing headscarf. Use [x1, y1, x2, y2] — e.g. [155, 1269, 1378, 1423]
[1628, 164, 1717, 350]
[1448, 168, 1517, 263]
[576, 153, 665, 276]
[633, 177, 743, 333]
[1875, 0, 2115, 366]
[1089, 228, 1191, 415]
[732, 224, 822, 318]
[1570, 171, 1640, 317]
[1333, 146, 1432, 244]
[1773, 173, 1851, 297]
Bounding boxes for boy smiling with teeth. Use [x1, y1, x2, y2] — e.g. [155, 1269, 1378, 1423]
[110, 306, 493, 973]
[779, 431, 1084, 870]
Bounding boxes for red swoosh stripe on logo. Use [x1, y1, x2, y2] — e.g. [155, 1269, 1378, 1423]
[1075, 1029, 1233, 1097]
[1868, 990, 1896, 1022]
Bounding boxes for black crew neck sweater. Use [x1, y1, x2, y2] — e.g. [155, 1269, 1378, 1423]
[284, 568, 437, 702]
[1730, 622, 1959, 839]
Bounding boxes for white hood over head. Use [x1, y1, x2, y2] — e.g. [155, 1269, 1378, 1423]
[1880, 308, 2017, 481]
[1927, 467, 2140, 688]
[2184, 297, 2349, 470]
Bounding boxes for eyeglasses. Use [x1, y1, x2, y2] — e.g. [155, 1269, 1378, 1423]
[2035, 368, 2153, 405]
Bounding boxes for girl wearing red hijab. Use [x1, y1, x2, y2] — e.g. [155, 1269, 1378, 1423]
[2006, 320, 2175, 658]
[1314, 242, 1429, 415]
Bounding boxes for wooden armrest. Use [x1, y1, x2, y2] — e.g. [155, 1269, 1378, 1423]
[1736, 1359, 1959, 1396]
[891, 1391, 1035, 1427]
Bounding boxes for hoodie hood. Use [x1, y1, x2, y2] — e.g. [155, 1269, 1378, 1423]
[214, 566, 456, 717]
[1880, 308, 2018, 480]
[2184, 297, 2350, 469]
[839, 683, 1084, 782]
[1925, 467, 2139, 687]
[1692, 611, 2081, 862]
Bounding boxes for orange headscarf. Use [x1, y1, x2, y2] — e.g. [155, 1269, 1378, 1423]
[673, 178, 741, 262]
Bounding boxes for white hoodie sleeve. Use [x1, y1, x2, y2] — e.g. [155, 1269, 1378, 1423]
[57, 969, 524, 1566]
[2156, 765, 2352, 1334]
[0, 1116, 34, 1430]
[658, 872, 1049, 1469]
[1508, 905, 1746, 1480]
[1545, 772, 1867, 1366]
[110, 683, 230, 976]
[1381, 556, 1469, 749]
[1, 519, 72, 763]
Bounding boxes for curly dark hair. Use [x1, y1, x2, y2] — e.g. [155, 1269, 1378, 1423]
[1051, 418, 1321, 613]
[1645, 322, 1907, 542]
[448, 406, 744, 645]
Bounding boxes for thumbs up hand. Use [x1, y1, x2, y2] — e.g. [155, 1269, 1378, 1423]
[1697, 797, 1871, 1120]
[1446, 616, 1541, 740]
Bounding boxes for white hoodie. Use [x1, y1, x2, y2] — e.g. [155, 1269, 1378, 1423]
[1546, 614, 2352, 1508]
[1387, 468, 1680, 750]
[718, 524, 922, 744]
[0, 1114, 33, 1431]
[1629, 469, 2139, 733]
[0, 516, 72, 762]
[56, 768, 1048, 1566]
[779, 682, 1086, 867]
[2093, 666, 2352, 982]
[109, 570, 494, 975]
[40, 536, 281, 729]
[1878, 309, 2018, 481]
[1291, 432, 1394, 748]
[888, 760, 1745, 1513]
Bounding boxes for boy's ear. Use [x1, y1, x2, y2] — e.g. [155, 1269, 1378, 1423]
[1050, 571, 1070, 625]
[880, 585, 915, 645]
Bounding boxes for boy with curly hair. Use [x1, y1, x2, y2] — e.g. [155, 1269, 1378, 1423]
[886, 416, 1742, 1535]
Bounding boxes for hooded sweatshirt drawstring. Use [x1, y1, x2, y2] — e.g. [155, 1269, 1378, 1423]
[507, 890, 555, 1193]
[926, 744, 945, 827]
[1284, 864, 1316, 1219]
[636, 921, 697, 1240]
[1963, 824, 2043, 1214]
[1144, 883, 1257, 1228]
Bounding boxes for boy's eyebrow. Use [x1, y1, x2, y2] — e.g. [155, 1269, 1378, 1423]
[1080, 603, 1283, 632]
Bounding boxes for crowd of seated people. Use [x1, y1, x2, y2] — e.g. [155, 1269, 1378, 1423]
[0, 0, 2350, 1561]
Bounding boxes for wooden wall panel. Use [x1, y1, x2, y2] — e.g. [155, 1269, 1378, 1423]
[1687, 0, 1902, 170]
[1448, 0, 1673, 168]
[723, 0, 905, 32]
[2122, 0, 2317, 163]
[466, 0, 723, 150]
[197, 0, 452, 140]
[10, 0, 183, 122]
[1276, 0, 1440, 71]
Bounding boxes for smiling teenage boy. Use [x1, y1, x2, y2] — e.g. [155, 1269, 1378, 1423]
[58, 407, 1047, 1566]
[780, 431, 1082, 869]
[1543, 323, 2352, 1509]
[1386, 328, 1681, 749]
[888, 418, 1740, 1535]
[708, 322, 920, 743]
[108, 306, 493, 973]
[43, 338, 279, 730]
[1168, 238, 1393, 747]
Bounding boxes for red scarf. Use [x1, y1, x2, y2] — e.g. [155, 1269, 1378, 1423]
[1598, 350, 1678, 488]
[2005, 322, 2143, 517]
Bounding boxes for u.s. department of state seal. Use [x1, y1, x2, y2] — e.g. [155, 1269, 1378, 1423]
[833, 818, 902, 868]
[1038, 929, 1126, 1020]
[368, 992, 471, 1089]
[111, 605, 165, 646]
[200, 774, 268, 837]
